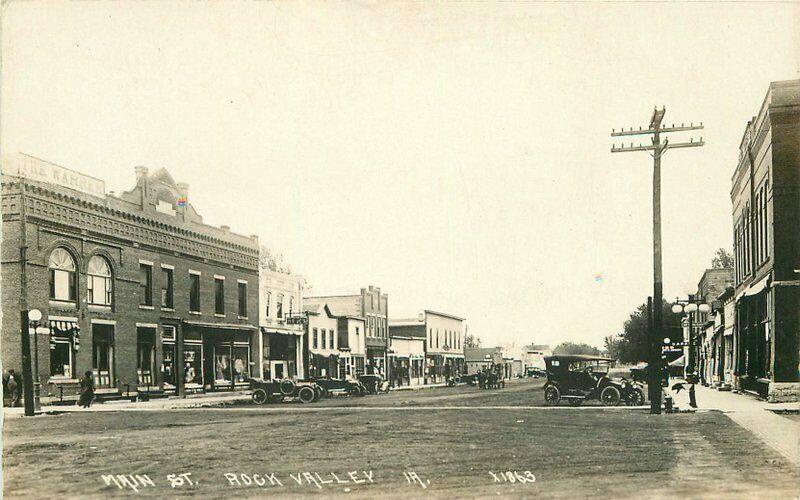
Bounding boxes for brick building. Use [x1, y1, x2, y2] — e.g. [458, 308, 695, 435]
[1, 154, 260, 401]
[730, 79, 800, 401]
[305, 286, 389, 377]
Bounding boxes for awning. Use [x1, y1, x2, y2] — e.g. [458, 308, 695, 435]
[669, 355, 685, 367]
[49, 319, 79, 336]
[737, 272, 771, 300]
[260, 326, 303, 336]
[183, 320, 258, 331]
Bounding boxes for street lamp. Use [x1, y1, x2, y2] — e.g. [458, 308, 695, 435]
[28, 308, 43, 412]
[671, 298, 711, 408]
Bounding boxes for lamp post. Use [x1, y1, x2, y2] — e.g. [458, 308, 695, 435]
[28, 308, 43, 413]
[671, 297, 710, 408]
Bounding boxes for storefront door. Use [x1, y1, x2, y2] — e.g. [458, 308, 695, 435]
[92, 324, 115, 388]
[270, 361, 286, 380]
[137, 328, 156, 386]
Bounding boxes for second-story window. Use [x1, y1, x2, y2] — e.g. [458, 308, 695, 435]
[87, 255, 112, 306]
[49, 248, 77, 302]
[277, 294, 283, 319]
[313, 328, 318, 349]
[215, 277, 225, 315]
[329, 330, 334, 349]
[238, 281, 247, 317]
[161, 267, 174, 309]
[265, 292, 271, 318]
[189, 272, 201, 313]
[139, 263, 153, 306]
[289, 296, 294, 314]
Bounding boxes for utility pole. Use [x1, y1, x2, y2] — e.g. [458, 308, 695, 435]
[611, 107, 704, 414]
[18, 177, 35, 416]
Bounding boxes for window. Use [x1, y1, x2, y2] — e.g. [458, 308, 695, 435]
[277, 294, 283, 319]
[86, 255, 112, 306]
[189, 273, 201, 312]
[289, 296, 294, 314]
[49, 248, 77, 302]
[49, 325, 75, 378]
[329, 329, 334, 349]
[238, 281, 247, 317]
[215, 277, 225, 315]
[313, 328, 318, 349]
[139, 264, 153, 306]
[321, 329, 327, 349]
[161, 267, 174, 309]
[265, 292, 271, 318]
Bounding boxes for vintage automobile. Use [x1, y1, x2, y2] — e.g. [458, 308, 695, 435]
[249, 378, 323, 404]
[619, 377, 646, 406]
[542, 355, 627, 406]
[526, 367, 547, 378]
[357, 374, 390, 394]
[308, 377, 367, 397]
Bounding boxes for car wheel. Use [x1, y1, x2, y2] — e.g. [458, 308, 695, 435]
[601, 386, 621, 406]
[568, 398, 583, 407]
[544, 385, 560, 405]
[280, 379, 295, 395]
[252, 388, 268, 405]
[630, 388, 645, 406]
[298, 386, 316, 404]
[356, 384, 367, 396]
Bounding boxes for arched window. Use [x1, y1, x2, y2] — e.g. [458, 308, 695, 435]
[49, 248, 77, 302]
[87, 255, 112, 306]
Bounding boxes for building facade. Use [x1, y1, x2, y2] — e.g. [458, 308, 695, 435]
[259, 267, 305, 381]
[304, 303, 341, 378]
[337, 315, 367, 380]
[388, 317, 427, 386]
[422, 310, 466, 383]
[731, 79, 800, 402]
[1, 155, 260, 401]
[305, 286, 389, 377]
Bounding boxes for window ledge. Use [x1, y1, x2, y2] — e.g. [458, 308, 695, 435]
[238, 316, 249, 320]
[88, 304, 112, 311]
[139, 305, 155, 310]
[48, 377, 79, 385]
[49, 300, 77, 309]
[161, 307, 175, 312]
[214, 313, 226, 318]
[189, 311, 202, 315]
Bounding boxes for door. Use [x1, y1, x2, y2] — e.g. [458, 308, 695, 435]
[270, 361, 286, 380]
[92, 324, 115, 388]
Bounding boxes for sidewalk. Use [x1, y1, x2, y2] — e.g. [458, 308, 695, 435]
[667, 382, 799, 465]
[3, 391, 251, 417]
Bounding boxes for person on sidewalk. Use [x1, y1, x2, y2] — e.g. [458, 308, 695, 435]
[7, 370, 20, 407]
[77, 371, 95, 408]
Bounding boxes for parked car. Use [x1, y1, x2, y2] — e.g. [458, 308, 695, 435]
[619, 377, 646, 406]
[249, 378, 323, 404]
[527, 367, 546, 378]
[357, 374, 390, 394]
[461, 373, 479, 386]
[542, 355, 626, 406]
[309, 377, 366, 397]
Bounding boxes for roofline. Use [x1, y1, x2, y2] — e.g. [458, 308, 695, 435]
[424, 309, 465, 321]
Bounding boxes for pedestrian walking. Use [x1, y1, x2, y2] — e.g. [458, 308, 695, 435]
[77, 371, 95, 408]
[7, 369, 20, 407]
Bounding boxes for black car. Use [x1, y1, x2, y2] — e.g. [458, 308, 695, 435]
[542, 355, 626, 406]
[249, 378, 323, 404]
[527, 367, 546, 378]
[308, 377, 366, 397]
[357, 374, 389, 394]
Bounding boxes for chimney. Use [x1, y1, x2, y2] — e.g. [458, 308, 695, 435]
[220, 225, 230, 232]
[250, 234, 259, 241]
[417, 312, 424, 322]
[134, 166, 148, 181]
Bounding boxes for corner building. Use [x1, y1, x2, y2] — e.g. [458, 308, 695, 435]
[1, 154, 260, 400]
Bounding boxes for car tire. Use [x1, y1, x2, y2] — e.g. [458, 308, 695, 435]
[544, 385, 560, 405]
[629, 388, 645, 406]
[298, 386, 316, 404]
[280, 379, 295, 395]
[252, 388, 268, 405]
[601, 386, 621, 406]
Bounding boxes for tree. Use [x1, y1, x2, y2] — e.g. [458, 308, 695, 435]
[259, 245, 292, 274]
[464, 333, 481, 348]
[612, 299, 683, 364]
[553, 342, 601, 356]
[603, 334, 624, 360]
[711, 248, 734, 269]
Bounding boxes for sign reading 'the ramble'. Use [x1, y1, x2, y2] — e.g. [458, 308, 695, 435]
[2, 153, 106, 198]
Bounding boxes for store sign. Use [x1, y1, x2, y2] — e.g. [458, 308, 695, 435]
[3, 153, 106, 199]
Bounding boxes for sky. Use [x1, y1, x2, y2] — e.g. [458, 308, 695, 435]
[2, 2, 799, 349]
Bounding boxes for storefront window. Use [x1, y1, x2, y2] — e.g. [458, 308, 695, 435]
[184, 345, 203, 385]
[232, 347, 250, 382]
[49, 338, 73, 378]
